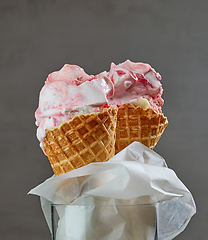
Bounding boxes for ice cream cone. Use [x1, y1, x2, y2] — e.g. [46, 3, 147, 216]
[115, 103, 168, 154]
[43, 107, 117, 176]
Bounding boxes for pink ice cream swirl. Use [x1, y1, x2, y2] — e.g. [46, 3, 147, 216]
[35, 60, 164, 146]
[106, 60, 163, 112]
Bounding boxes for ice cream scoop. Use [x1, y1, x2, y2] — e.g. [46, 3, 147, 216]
[105, 60, 163, 113]
[35, 65, 109, 143]
[35, 60, 164, 144]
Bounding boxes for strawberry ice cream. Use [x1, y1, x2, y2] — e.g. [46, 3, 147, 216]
[35, 60, 164, 148]
[99, 60, 163, 112]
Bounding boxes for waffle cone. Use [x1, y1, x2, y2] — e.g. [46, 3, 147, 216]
[115, 103, 168, 154]
[43, 107, 117, 176]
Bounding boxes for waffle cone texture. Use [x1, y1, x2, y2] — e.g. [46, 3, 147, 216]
[42, 104, 168, 176]
[115, 103, 168, 154]
[43, 107, 117, 176]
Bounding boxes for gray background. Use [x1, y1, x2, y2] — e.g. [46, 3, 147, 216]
[0, 0, 207, 239]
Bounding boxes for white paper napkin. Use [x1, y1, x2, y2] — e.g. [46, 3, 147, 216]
[29, 142, 196, 240]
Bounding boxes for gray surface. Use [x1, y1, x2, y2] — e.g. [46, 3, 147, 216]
[0, 0, 206, 239]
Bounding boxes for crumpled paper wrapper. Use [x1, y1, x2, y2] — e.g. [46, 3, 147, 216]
[29, 142, 196, 240]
